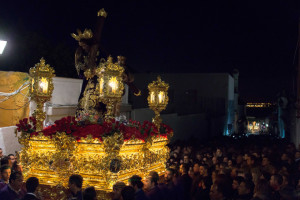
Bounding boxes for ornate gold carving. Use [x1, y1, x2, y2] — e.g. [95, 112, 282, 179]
[18, 132, 170, 194]
[96, 56, 125, 120]
[29, 58, 55, 131]
[147, 76, 169, 129]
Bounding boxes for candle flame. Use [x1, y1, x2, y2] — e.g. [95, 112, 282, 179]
[150, 92, 155, 103]
[158, 91, 165, 103]
[39, 77, 48, 94]
[109, 77, 118, 94]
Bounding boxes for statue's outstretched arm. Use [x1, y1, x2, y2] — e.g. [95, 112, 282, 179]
[93, 8, 107, 45]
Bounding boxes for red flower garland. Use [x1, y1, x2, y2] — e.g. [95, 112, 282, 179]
[18, 116, 173, 141]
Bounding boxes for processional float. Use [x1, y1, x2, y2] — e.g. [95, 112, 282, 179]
[15, 14, 173, 199]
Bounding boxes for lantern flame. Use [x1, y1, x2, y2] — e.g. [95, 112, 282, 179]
[150, 92, 155, 103]
[109, 77, 118, 94]
[158, 91, 165, 103]
[39, 77, 48, 94]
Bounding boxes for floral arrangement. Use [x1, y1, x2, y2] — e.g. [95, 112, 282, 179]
[17, 116, 172, 142]
[16, 117, 37, 133]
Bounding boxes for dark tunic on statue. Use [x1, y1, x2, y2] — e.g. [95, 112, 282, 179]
[146, 186, 165, 200]
[21, 193, 39, 200]
[75, 50, 107, 119]
[135, 189, 149, 200]
[0, 184, 23, 200]
[75, 12, 107, 119]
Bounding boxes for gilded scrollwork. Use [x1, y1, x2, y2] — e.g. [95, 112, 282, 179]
[18, 131, 171, 198]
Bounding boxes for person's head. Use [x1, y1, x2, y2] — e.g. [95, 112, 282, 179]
[9, 171, 23, 191]
[26, 177, 39, 193]
[281, 174, 289, 187]
[128, 175, 143, 191]
[12, 161, 23, 173]
[199, 164, 208, 176]
[247, 155, 256, 166]
[210, 182, 223, 200]
[8, 154, 15, 165]
[236, 155, 243, 164]
[83, 186, 97, 200]
[196, 153, 202, 160]
[78, 37, 95, 52]
[262, 156, 270, 166]
[165, 168, 175, 183]
[144, 171, 159, 191]
[295, 151, 300, 160]
[216, 148, 222, 157]
[232, 176, 244, 190]
[223, 156, 228, 163]
[211, 170, 219, 183]
[281, 153, 288, 161]
[270, 174, 283, 190]
[68, 174, 83, 194]
[193, 162, 200, 173]
[230, 167, 238, 178]
[183, 155, 189, 164]
[179, 163, 189, 175]
[112, 182, 126, 200]
[260, 171, 271, 181]
[188, 167, 195, 179]
[201, 176, 212, 190]
[121, 186, 135, 200]
[238, 180, 254, 196]
[210, 177, 231, 200]
[212, 156, 218, 165]
[0, 148, 3, 158]
[254, 179, 272, 197]
[1, 156, 9, 167]
[228, 159, 233, 167]
[0, 165, 11, 182]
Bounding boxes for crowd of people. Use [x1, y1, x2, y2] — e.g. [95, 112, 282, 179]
[1, 135, 300, 200]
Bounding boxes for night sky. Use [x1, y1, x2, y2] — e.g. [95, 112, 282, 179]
[0, 0, 299, 102]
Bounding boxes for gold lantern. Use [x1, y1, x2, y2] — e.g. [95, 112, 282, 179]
[29, 58, 55, 131]
[147, 76, 169, 129]
[96, 56, 124, 121]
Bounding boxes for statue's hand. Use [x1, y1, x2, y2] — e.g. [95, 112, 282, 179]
[98, 8, 107, 18]
[84, 68, 96, 80]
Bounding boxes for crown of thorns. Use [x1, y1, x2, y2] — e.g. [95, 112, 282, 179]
[71, 29, 93, 41]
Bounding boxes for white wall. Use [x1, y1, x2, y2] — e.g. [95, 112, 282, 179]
[0, 126, 22, 155]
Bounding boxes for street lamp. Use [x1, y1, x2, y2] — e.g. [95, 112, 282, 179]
[96, 56, 124, 121]
[147, 76, 169, 130]
[0, 40, 7, 54]
[29, 58, 55, 131]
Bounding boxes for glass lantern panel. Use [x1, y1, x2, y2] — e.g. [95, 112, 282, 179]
[108, 76, 118, 94]
[99, 77, 104, 95]
[150, 91, 155, 103]
[38, 77, 49, 94]
[158, 91, 165, 104]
